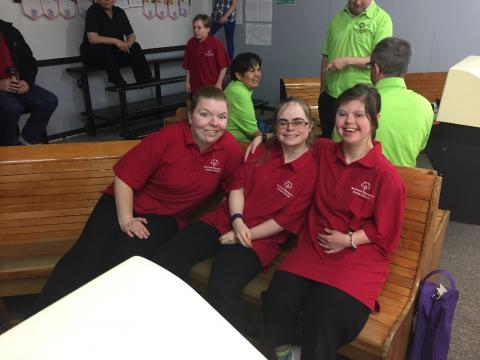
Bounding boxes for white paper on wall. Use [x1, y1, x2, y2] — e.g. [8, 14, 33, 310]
[22, 0, 43, 20]
[59, 0, 76, 19]
[179, 0, 191, 17]
[245, 0, 272, 22]
[245, 22, 272, 45]
[156, 0, 168, 19]
[168, 0, 180, 20]
[77, 0, 92, 18]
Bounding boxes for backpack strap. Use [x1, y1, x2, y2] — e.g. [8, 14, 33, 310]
[422, 269, 457, 293]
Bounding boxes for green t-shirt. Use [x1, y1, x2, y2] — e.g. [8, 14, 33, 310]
[225, 80, 258, 142]
[332, 77, 434, 167]
[322, 0, 392, 98]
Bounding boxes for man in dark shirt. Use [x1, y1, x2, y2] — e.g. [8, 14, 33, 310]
[0, 19, 57, 146]
[80, 0, 152, 86]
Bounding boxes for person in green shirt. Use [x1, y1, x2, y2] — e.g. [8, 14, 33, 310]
[225, 52, 263, 142]
[332, 37, 434, 167]
[319, 0, 392, 138]
[369, 37, 433, 166]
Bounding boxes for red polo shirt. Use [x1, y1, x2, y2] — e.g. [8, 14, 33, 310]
[183, 35, 230, 94]
[104, 121, 243, 228]
[278, 139, 405, 310]
[0, 32, 14, 79]
[201, 143, 317, 267]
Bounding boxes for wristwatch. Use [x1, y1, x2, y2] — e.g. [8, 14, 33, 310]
[348, 231, 357, 250]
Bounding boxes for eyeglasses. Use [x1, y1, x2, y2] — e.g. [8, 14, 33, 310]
[277, 119, 309, 128]
[366, 61, 375, 69]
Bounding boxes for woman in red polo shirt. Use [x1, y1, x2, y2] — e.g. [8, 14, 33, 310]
[151, 97, 318, 334]
[33, 87, 243, 313]
[262, 84, 406, 360]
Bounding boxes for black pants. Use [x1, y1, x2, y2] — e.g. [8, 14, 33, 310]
[151, 221, 263, 333]
[262, 271, 370, 360]
[80, 42, 152, 83]
[32, 194, 179, 314]
[318, 91, 337, 139]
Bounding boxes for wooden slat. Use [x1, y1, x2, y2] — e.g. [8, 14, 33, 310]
[0, 192, 103, 206]
[0, 199, 99, 214]
[404, 72, 447, 102]
[0, 169, 114, 184]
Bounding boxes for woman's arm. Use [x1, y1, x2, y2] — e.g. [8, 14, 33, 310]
[317, 228, 371, 254]
[215, 67, 228, 89]
[114, 176, 150, 239]
[87, 32, 128, 52]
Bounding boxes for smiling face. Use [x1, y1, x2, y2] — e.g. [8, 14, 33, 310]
[348, 0, 372, 15]
[335, 99, 375, 148]
[235, 64, 261, 90]
[275, 102, 312, 149]
[192, 20, 210, 42]
[188, 98, 228, 152]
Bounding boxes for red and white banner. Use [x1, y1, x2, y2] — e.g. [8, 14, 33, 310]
[167, 0, 180, 20]
[156, 0, 168, 19]
[22, 0, 43, 20]
[41, 0, 60, 20]
[58, 0, 76, 19]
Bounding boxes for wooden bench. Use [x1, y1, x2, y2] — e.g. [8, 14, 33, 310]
[0, 141, 450, 360]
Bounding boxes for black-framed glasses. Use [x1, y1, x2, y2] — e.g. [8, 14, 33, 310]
[277, 119, 309, 128]
[366, 62, 375, 69]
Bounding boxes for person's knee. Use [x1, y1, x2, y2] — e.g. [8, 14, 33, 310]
[0, 99, 24, 117]
[42, 91, 58, 111]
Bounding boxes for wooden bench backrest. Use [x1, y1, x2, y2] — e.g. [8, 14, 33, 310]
[0, 141, 139, 261]
[280, 77, 321, 122]
[404, 72, 447, 103]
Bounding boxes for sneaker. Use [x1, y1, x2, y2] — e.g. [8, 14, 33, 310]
[290, 346, 301, 360]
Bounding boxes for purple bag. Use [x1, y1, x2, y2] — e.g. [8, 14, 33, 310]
[408, 269, 459, 360]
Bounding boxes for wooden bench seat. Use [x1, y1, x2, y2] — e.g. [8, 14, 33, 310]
[0, 141, 450, 360]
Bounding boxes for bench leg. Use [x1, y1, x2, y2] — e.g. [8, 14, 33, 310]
[118, 91, 134, 139]
[78, 73, 97, 136]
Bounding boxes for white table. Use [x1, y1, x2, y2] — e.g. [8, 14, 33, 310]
[0, 257, 266, 359]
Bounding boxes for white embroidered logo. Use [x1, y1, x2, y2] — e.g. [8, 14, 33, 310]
[351, 181, 375, 200]
[204, 158, 222, 173]
[276, 181, 294, 198]
[205, 49, 214, 57]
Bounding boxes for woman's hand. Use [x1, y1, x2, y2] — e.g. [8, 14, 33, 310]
[120, 217, 150, 239]
[317, 228, 349, 254]
[219, 230, 237, 245]
[233, 219, 252, 248]
[244, 135, 262, 162]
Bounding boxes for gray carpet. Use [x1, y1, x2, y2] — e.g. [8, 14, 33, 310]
[440, 221, 480, 359]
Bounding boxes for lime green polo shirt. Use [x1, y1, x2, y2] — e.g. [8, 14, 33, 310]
[332, 77, 434, 167]
[322, 0, 392, 98]
[375, 77, 434, 167]
[225, 80, 257, 142]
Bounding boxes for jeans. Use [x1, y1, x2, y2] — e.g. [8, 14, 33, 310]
[0, 84, 58, 146]
[212, 21, 236, 60]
